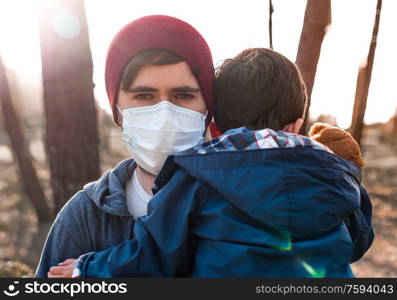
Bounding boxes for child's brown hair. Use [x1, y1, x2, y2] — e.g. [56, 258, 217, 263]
[214, 48, 307, 132]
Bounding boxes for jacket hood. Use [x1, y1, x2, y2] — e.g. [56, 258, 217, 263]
[158, 147, 362, 241]
[83, 158, 136, 216]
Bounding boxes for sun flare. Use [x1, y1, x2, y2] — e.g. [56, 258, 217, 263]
[0, 0, 41, 75]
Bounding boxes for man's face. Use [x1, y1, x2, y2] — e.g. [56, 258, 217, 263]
[117, 61, 206, 117]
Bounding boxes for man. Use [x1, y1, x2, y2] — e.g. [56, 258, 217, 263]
[35, 15, 215, 278]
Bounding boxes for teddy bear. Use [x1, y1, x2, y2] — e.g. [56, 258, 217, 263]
[309, 122, 364, 167]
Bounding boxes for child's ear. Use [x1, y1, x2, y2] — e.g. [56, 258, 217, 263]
[209, 121, 222, 138]
[283, 118, 303, 134]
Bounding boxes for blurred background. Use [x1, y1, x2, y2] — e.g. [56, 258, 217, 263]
[0, 0, 396, 277]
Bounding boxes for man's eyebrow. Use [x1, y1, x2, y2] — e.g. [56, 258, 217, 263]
[126, 86, 157, 93]
[171, 86, 201, 92]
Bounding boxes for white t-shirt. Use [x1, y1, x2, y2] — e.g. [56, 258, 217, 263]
[125, 169, 152, 220]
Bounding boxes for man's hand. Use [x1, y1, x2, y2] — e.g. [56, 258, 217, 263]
[48, 258, 76, 278]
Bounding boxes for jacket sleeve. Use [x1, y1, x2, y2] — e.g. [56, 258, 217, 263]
[34, 191, 92, 278]
[79, 170, 201, 278]
[345, 185, 374, 263]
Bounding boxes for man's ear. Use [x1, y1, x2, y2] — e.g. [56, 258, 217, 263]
[283, 118, 304, 134]
[115, 104, 123, 128]
[117, 112, 123, 128]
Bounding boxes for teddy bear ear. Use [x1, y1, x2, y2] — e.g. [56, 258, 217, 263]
[356, 154, 365, 167]
[309, 122, 330, 137]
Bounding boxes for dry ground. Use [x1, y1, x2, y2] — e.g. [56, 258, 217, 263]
[350, 125, 397, 277]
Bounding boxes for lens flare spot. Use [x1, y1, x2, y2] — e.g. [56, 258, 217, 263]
[269, 229, 292, 252]
[51, 8, 82, 40]
[301, 261, 326, 278]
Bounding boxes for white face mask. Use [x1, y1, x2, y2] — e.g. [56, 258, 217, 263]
[119, 101, 206, 175]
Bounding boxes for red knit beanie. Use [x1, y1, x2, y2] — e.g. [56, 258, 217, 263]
[105, 15, 214, 126]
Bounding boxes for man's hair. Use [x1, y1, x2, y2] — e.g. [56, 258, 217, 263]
[121, 49, 185, 91]
[115, 49, 184, 125]
[214, 48, 307, 132]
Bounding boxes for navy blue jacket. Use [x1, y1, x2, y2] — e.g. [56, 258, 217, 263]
[79, 146, 374, 278]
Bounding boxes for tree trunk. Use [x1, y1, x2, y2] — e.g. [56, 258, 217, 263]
[295, 0, 332, 135]
[0, 57, 52, 222]
[392, 106, 397, 139]
[269, 0, 274, 50]
[38, 0, 100, 213]
[350, 0, 382, 145]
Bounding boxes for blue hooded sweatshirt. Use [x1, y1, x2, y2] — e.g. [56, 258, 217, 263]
[75, 129, 374, 278]
[35, 159, 137, 278]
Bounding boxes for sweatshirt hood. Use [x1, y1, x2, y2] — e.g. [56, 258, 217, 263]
[83, 158, 136, 216]
[158, 147, 362, 241]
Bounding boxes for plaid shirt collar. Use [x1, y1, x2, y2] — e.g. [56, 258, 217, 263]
[191, 127, 332, 155]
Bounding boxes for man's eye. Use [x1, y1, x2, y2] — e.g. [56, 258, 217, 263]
[133, 94, 153, 100]
[175, 93, 194, 99]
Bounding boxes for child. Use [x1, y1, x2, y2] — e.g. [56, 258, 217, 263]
[49, 48, 373, 278]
